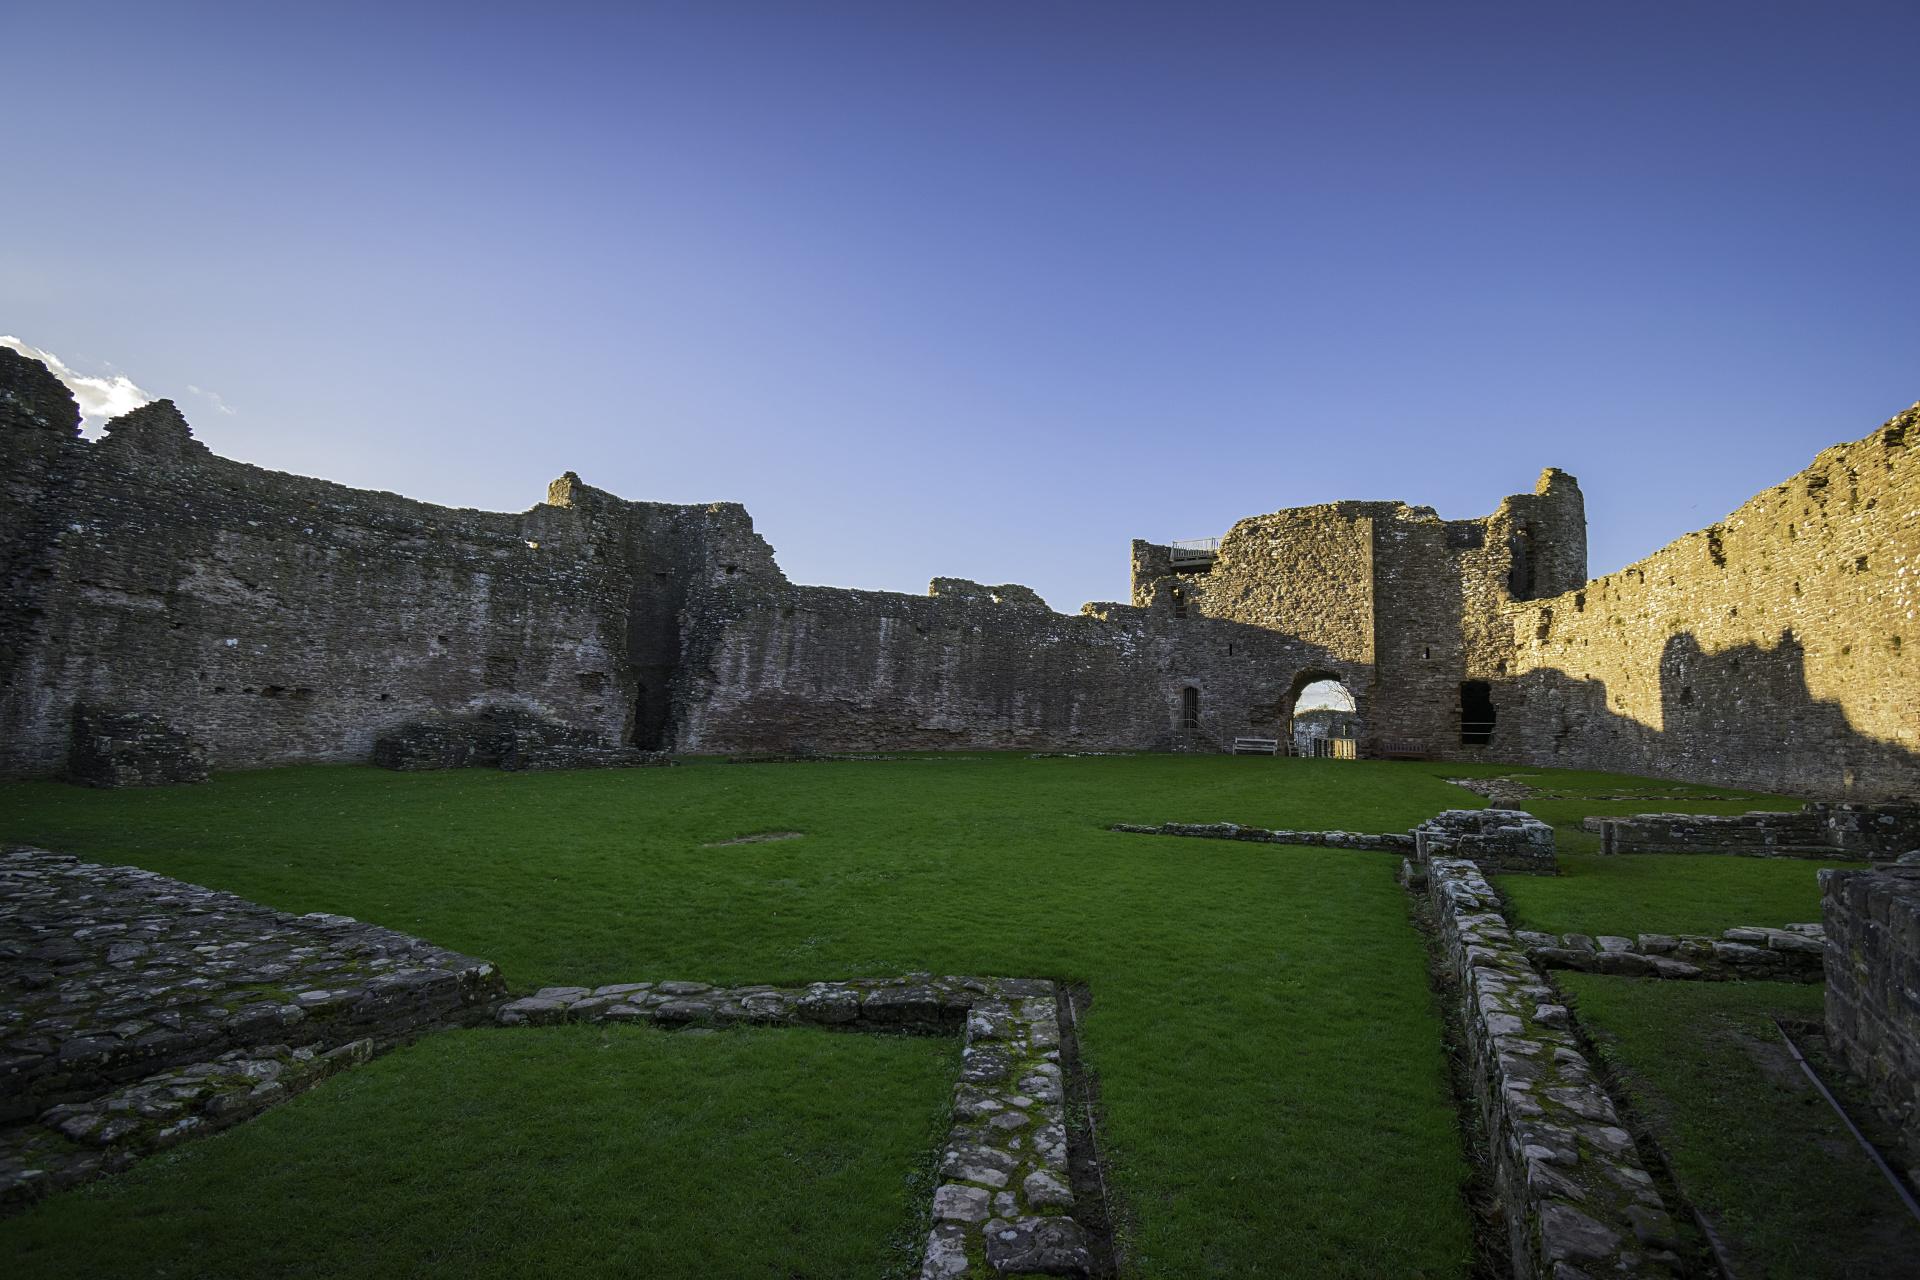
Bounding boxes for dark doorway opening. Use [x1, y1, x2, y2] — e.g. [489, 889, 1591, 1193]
[1459, 681, 1495, 745]
[1181, 686, 1200, 729]
[1508, 524, 1537, 599]
[630, 682, 670, 750]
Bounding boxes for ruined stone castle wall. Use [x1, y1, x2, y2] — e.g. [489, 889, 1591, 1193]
[1129, 472, 1588, 755]
[0, 350, 771, 774]
[1482, 406, 1918, 796]
[674, 575, 1355, 754]
[3, 343, 1912, 794]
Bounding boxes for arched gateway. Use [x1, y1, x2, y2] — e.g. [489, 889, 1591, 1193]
[1285, 671, 1362, 758]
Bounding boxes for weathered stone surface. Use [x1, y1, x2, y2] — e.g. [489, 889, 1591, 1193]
[1591, 804, 1920, 860]
[1526, 924, 1825, 983]
[1823, 863, 1920, 1175]
[0, 1037, 372, 1208]
[981, 1215, 1093, 1275]
[0, 846, 504, 1211]
[1414, 809, 1558, 875]
[1108, 820, 1415, 852]
[918, 1222, 972, 1279]
[1427, 857, 1678, 1277]
[5, 348, 1909, 794]
[373, 706, 670, 772]
[65, 708, 208, 788]
[934, 1182, 991, 1223]
[0, 847, 502, 1123]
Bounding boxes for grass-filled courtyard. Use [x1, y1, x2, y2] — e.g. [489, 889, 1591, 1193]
[1562, 976, 1920, 1279]
[4, 1024, 959, 1278]
[0, 754, 1838, 1277]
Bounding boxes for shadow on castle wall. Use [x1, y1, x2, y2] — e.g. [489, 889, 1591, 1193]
[1485, 629, 1918, 797]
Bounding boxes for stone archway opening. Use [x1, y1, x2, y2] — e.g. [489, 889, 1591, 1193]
[1288, 675, 1360, 759]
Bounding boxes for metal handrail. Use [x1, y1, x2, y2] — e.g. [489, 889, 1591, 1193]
[1168, 538, 1219, 565]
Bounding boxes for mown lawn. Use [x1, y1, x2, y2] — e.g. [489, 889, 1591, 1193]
[4, 1024, 957, 1279]
[1477, 760, 1840, 940]
[1560, 975, 1920, 1279]
[1496, 853, 1857, 938]
[0, 754, 1789, 1278]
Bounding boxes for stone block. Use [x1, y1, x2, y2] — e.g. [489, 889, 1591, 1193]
[1823, 865, 1920, 1172]
[66, 708, 208, 788]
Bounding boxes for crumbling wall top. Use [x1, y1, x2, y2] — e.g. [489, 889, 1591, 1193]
[0, 346, 81, 438]
[97, 400, 211, 469]
[928, 578, 1049, 609]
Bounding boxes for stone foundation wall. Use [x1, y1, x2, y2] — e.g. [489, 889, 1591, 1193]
[0, 846, 505, 1124]
[1413, 809, 1558, 874]
[1108, 820, 1415, 852]
[1588, 803, 1920, 859]
[1822, 860, 1920, 1173]
[1521, 924, 1825, 982]
[1425, 857, 1679, 1278]
[495, 974, 1093, 1277]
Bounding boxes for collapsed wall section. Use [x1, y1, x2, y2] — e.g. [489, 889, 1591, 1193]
[1486, 406, 1919, 796]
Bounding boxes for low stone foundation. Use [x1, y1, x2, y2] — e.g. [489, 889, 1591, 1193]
[1107, 821, 1414, 852]
[66, 708, 208, 788]
[1822, 859, 1920, 1177]
[1425, 857, 1678, 1277]
[1520, 925, 1824, 982]
[1588, 803, 1920, 860]
[6, 1040, 374, 1208]
[0, 849, 1107, 1268]
[0, 846, 505, 1208]
[372, 706, 671, 772]
[1414, 809, 1558, 874]
[496, 975, 1092, 1277]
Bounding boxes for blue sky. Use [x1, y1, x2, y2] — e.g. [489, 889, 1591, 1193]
[7, 2, 1916, 610]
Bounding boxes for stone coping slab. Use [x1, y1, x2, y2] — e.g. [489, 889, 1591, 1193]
[1519, 924, 1824, 982]
[0, 846, 505, 1126]
[1425, 857, 1679, 1277]
[1108, 820, 1414, 852]
[496, 975, 1094, 1278]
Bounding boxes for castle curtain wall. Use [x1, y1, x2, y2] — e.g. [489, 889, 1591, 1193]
[673, 579, 1350, 754]
[3, 348, 1913, 794]
[1488, 410, 1918, 795]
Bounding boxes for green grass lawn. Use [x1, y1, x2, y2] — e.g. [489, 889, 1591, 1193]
[0, 753, 1802, 1278]
[4, 1024, 956, 1279]
[1559, 975, 1920, 1279]
[1485, 767, 1855, 938]
[1495, 853, 1858, 938]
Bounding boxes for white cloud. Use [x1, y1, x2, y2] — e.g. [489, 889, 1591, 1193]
[187, 383, 236, 415]
[1, 335, 154, 431]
